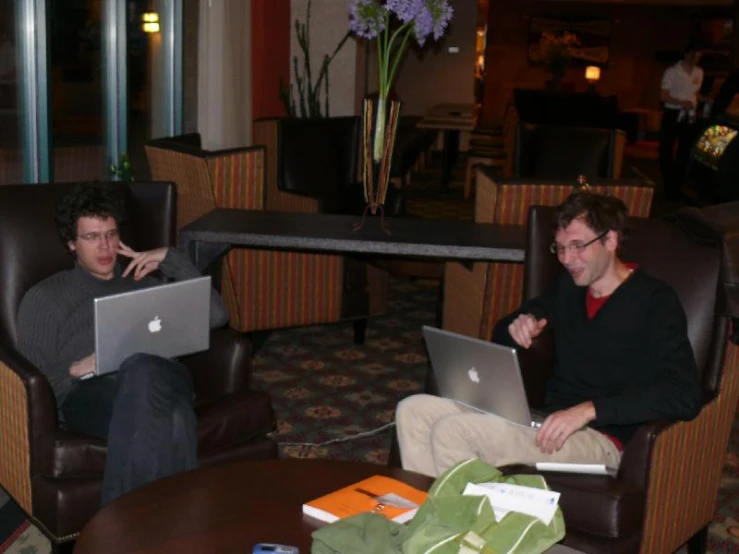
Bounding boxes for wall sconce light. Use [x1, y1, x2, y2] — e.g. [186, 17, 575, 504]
[142, 11, 160, 34]
[585, 65, 601, 83]
[585, 65, 601, 92]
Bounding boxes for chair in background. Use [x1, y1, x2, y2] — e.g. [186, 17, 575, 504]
[513, 88, 620, 129]
[464, 103, 519, 199]
[0, 182, 277, 549]
[253, 118, 390, 320]
[146, 133, 386, 341]
[389, 115, 438, 191]
[500, 204, 739, 554]
[265, 116, 361, 214]
[443, 166, 654, 341]
[513, 122, 627, 180]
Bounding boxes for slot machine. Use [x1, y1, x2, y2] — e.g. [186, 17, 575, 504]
[689, 94, 739, 202]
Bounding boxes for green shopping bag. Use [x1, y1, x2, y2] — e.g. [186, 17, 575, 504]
[311, 458, 565, 554]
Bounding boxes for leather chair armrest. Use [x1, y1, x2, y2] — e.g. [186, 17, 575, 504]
[195, 389, 276, 457]
[0, 348, 61, 481]
[46, 430, 107, 478]
[181, 328, 252, 401]
[501, 464, 644, 539]
[617, 419, 672, 488]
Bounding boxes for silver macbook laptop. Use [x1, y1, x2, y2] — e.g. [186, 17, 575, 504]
[422, 325, 546, 428]
[94, 276, 211, 375]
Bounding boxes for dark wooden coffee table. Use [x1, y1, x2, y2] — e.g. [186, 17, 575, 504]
[73, 459, 433, 554]
[73, 458, 583, 554]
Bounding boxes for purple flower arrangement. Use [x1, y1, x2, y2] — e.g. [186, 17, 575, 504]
[348, 0, 453, 161]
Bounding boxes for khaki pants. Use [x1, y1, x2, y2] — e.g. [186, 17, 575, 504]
[396, 394, 621, 477]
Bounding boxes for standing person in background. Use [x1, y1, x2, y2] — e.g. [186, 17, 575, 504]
[659, 44, 703, 201]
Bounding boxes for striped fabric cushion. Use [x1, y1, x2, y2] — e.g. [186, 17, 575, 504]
[227, 250, 343, 331]
[0, 360, 32, 514]
[479, 183, 654, 340]
[145, 146, 213, 230]
[639, 340, 739, 553]
[207, 151, 343, 332]
[207, 152, 266, 210]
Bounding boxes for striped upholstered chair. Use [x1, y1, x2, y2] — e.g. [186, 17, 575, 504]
[145, 135, 386, 339]
[501, 204, 739, 554]
[442, 167, 655, 340]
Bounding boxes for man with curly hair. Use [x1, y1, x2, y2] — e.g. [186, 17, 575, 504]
[16, 182, 229, 505]
[396, 192, 702, 477]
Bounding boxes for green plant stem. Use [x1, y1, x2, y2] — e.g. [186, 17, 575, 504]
[373, 22, 412, 162]
[372, 99, 386, 162]
[385, 27, 413, 94]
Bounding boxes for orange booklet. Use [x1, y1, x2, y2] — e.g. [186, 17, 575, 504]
[302, 475, 428, 524]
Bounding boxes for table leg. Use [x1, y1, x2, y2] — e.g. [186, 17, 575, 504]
[440, 129, 460, 193]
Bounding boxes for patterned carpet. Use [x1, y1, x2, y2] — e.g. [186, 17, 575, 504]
[2, 155, 739, 553]
[253, 278, 438, 464]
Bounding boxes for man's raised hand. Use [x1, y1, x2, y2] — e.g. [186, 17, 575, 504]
[117, 242, 169, 281]
[508, 314, 547, 349]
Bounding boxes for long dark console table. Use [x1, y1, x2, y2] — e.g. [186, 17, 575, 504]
[178, 209, 527, 270]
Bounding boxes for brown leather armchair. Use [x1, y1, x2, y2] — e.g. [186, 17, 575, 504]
[502, 205, 739, 553]
[390, 203, 739, 553]
[0, 182, 278, 548]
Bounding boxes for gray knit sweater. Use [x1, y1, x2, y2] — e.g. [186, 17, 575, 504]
[16, 248, 229, 406]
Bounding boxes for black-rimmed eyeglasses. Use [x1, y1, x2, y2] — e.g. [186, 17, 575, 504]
[550, 230, 608, 256]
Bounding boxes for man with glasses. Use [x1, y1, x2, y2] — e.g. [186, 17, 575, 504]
[16, 183, 229, 504]
[395, 191, 701, 477]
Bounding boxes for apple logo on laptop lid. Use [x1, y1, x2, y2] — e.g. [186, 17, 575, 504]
[148, 316, 162, 333]
[468, 367, 480, 383]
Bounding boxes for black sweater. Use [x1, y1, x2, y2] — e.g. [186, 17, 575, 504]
[521, 269, 702, 444]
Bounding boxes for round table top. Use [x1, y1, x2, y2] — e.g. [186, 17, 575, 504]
[73, 458, 434, 554]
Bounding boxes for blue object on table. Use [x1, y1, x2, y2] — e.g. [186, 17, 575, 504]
[253, 544, 299, 554]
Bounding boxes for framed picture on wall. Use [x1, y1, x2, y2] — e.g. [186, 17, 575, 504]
[528, 17, 613, 68]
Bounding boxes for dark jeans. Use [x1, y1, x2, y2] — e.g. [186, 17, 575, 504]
[61, 353, 198, 506]
[659, 108, 697, 199]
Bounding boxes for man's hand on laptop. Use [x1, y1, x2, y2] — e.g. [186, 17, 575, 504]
[70, 353, 96, 378]
[118, 242, 169, 281]
[508, 314, 547, 349]
[535, 401, 596, 454]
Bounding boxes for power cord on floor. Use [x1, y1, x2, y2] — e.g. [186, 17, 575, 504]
[277, 422, 396, 448]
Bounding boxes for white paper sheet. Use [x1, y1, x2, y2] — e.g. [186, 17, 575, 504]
[462, 482, 560, 525]
[535, 462, 615, 476]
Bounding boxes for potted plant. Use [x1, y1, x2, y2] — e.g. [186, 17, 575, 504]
[348, 0, 453, 225]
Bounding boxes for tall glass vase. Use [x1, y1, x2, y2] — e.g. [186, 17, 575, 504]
[354, 95, 401, 233]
